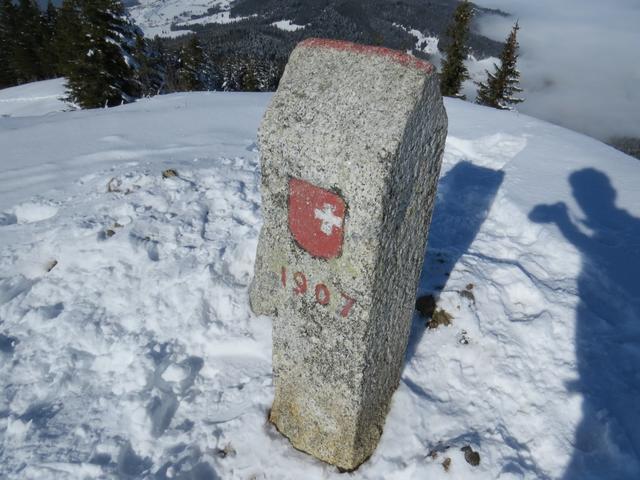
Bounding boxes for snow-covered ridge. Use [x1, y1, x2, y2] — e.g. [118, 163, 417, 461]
[0, 85, 638, 478]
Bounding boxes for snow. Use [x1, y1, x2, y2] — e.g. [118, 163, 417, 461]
[1, 83, 639, 479]
[128, 0, 242, 38]
[0, 78, 71, 118]
[271, 20, 306, 32]
[394, 24, 440, 56]
[178, 11, 255, 28]
[462, 55, 502, 102]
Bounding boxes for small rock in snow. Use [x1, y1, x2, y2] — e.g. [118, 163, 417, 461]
[107, 177, 122, 192]
[457, 330, 470, 345]
[459, 289, 475, 303]
[461, 445, 481, 466]
[215, 443, 236, 458]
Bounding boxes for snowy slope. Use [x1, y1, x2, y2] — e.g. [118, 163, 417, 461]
[0, 87, 639, 479]
[0, 78, 70, 118]
[128, 0, 235, 38]
[271, 20, 306, 32]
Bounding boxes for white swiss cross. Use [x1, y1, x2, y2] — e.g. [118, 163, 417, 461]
[314, 203, 342, 236]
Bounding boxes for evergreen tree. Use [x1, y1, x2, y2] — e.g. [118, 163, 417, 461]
[40, 1, 60, 78]
[439, 0, 474, 98]
[220, 55, 241, 92]
[54, 0, 83, 77]
[160, 47, 181, 94]
[11, 0, 47, 84]
[241, 58, 258, 92]
[134, 34, 166, 97]
[176, 36, 206, 91]
[0, 0, 18, 88]
[63, 0, 142, 108]
[476, 22, 524, 110]
[45, 1, 57, 24]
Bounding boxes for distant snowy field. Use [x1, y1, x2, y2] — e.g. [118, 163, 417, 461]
[0, 78, 71, 118]
[128, 0, 239, 38]
[0, 82, 639, 479]
[271, 20, 306, 32]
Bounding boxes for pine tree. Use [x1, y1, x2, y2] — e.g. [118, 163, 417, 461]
[160, 47, 181, 93]
[220, 55, 241, 92]
[40, 1, 60, 78]
[476, 22, 524, 110]
[11, 0, 47, 84]
[63, 0, 142, 108]
[176, 36, 205, 91]
[439, 0, 474, 98]
[134, 34, 166, 97]
[54, 0, 83, 77]
[0, 0, 18, 88]
[241, 58, 259, 92]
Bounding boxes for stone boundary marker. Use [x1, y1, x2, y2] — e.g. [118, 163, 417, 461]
[250, 38, 448, 470]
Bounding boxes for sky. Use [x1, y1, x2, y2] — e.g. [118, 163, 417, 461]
[474, 0, 640, 141]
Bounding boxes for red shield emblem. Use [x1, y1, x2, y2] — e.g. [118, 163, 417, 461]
[288, 178, 346, 259]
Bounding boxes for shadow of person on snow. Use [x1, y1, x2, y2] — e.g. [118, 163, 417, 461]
[405, 161, 505, 364]
[529, 168, 640, 479]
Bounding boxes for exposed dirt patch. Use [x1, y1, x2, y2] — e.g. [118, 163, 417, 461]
[429, 309, 453, 329]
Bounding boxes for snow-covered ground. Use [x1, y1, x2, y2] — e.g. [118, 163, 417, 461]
[394, 23, 440, 56]
[0, 78, 71, 118]
[128, 0, 239, 38]
[271, 20, 306, 32]
[0, 85, 639, 479]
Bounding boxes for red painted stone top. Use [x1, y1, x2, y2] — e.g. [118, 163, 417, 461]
[299, 38, 435, 74]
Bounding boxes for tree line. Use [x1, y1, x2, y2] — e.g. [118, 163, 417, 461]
[440, 0, 524, 110]
[0, 0, 58, 88]
[0, 0, 523, 111]
[0, 0, 279, 109]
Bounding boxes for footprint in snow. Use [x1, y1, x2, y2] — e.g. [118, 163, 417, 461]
[0, 212, 17, 226]
[0, 275, 36, 305]
[0, 333, 18, 354]
[148, 354, 204, 437]
[11, 202, 59, 224]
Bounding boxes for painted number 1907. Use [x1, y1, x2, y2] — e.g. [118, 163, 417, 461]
[280, 267, 356, 318]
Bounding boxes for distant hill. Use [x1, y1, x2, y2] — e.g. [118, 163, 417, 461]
[130, 0, 507, 65]
[41, 0, 507, 60]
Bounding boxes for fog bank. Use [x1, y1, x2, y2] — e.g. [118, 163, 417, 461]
[474, 0, 640, 141]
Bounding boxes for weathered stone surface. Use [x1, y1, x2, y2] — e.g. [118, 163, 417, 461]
[250, 38, 448, 470]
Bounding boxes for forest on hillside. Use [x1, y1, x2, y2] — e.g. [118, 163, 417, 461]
[0, 0, 507, 102]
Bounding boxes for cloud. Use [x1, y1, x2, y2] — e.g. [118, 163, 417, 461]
[473, 0, 640, 141]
